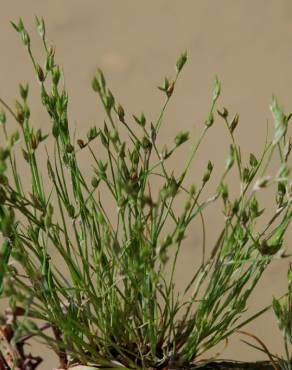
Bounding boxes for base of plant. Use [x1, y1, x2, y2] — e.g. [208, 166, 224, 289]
[192, 361, 277, 370]
[58, 361, 278, 370]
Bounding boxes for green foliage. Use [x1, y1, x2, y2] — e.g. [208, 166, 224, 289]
[0, 18, 291, 370]
[272, 266, 292, 370]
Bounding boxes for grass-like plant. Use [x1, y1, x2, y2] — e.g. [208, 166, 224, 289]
[0, 18, 291, 370]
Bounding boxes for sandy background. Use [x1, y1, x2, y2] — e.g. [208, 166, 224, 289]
[0, 1, 292, 368]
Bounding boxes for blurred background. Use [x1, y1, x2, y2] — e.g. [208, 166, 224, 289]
[0, 1, 292, 368]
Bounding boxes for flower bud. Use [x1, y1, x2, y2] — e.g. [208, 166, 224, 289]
[67, 204, 75, 218]
[175, 131, 189, 146]
[35, 16, 45, 38]
[212, 75, 221, 102]
[21, 29, 30, 46]
[87, 126, 98, 141]
[217, 107, 228, 118]
[249, 153, 258, 167]
[205, 112, 214, 127]
[52, 66, 61, 85]
[91, 76, 100, 92]
[19, 83, 29, 100]
[100, 131, 109, 148]
[91, 176, 100, 188]
[133, 113, 146, 127]
[176, 50, 187, 73]
[230, 113, 239, 133]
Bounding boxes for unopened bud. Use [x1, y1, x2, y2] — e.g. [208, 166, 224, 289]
[21, 30, 30, 46]
[67, 204, 75, 218]
[117, 104, 125, 121]
[217, 107, 228, 118]
[91, 76, 100, 92]
[230, 113, 239, 133]
[91, 176, 100, 188]
[176, 50, 187, 73]
[52, 66, 61, 85]
[22, 148, 29, 162]
[175, 131, 189, 146]
[19, 83, 29, 100]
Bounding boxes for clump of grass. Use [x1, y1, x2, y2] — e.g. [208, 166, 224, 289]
[0, 17, 291, 370]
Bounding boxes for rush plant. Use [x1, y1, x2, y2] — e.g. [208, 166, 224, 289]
[0, 18, 291, 370]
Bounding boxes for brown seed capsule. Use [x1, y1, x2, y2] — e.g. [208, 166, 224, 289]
[31, 134, 38, 150]
[65, 143, 74, 153]
[117, 104, 125, 121]
[36, 64, 45, 82]
[77, 139, 85, 149]
[166, 81, 175, 98]
[15, 103, 24, 124]
[67, 204, 75, 218]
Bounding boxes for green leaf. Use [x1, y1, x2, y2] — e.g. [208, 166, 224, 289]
[0, 239, 12, 295]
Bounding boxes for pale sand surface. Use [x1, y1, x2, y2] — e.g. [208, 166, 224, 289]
[0, 1, 292, 368]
